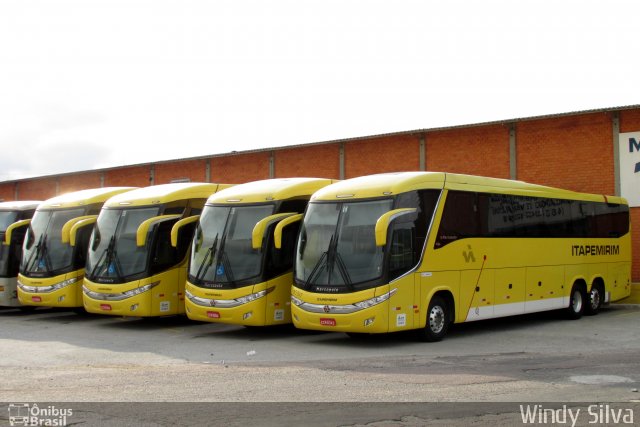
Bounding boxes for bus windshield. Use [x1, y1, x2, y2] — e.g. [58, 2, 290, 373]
[189, 204, 274, 288]
[0, 211, 18, 232]
[295, 199, 394, 290]
[21, 208, 85, 276]
[0, 211, 18, 277]
[86, 207, 160, 281]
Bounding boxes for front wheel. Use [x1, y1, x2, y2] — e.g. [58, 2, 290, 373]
[416, 296, 450, 342]
[565, 284, 585, 320]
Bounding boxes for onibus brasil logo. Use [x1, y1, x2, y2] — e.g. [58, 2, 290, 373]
[8, 403, 72, 426]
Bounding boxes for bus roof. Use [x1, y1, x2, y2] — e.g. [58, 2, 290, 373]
[38, 187, 137, 210]
[206, 178, 335, 204]
[0, 201, 41, 211]
[104, 182, 232, 208]
[310, 172, 627, 204]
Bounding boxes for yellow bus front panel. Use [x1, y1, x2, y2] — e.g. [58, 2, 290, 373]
[83, 268, 185, 317]
[291, 285, 399, 333]
[17, 271, 84, 307]
[185, 273, 294, 326]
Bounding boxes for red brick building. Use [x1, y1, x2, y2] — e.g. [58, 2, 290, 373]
[1, 106, 639, 280]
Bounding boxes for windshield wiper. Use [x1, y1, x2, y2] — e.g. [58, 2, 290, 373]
[302, 233, 335, 289]
[23, 234, 44, 272]
[89, 235, 115, 279]
[193, 233, 218, 283]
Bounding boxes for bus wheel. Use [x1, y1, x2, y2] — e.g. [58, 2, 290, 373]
[584, 284, 603, 316]
[565, 284, 585, 320]
[417, 296, 449, 342]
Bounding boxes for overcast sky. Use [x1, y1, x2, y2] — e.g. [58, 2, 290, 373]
[1, 0, 638, 181]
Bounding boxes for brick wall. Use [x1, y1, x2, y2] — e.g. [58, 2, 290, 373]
[619, 109, 640, 282]
[155, 159, 207, 184]
[517, 113, 614, 194]
[0, 183, 14, 201]
[58, 172, 102, 194]
[211, 152, 270, 183]
[104, 165, 151, 187]
[275, 144, 340, 179]
[15, 178, 57, 200]
[427, 125, 510, 178]
[345, 134, 420, 178]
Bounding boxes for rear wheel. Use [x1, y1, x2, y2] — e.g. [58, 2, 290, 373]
[584, 284, 603, 316]
[417, 296, 450, 342]
[565, 284, 585, 320]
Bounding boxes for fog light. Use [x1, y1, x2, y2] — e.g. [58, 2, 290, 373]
[243, 312, 253, 320]
[130, 304, 138, 311]
[293, 314, 299, 322]
[58, 296, 65, 303]
[364, 317, 375, 327]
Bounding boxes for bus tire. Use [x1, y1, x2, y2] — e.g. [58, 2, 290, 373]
[584, 284, 603, 316]
[417, 295, 449, 342]
[565, 284, 585, 320]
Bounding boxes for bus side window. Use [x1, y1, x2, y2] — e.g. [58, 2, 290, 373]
[151, 221, 178, 274]
[435, 191, 479, 248]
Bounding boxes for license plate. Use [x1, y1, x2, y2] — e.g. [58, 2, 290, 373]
[32, 296, 42, 302]
[100, 304, 112, 311]
[320, 318, 336, 326]
[207, 311, 220, 319]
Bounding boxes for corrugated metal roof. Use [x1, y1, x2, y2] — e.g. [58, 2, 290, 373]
[3, 104, 639, 184]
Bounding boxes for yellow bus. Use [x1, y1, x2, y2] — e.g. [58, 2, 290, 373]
[18, 187, 136, 308]
[0, 201, 40, 308]
[291, 172, 631, 341]
[82, 182, 231, 317]
[185, 178, 334, 326]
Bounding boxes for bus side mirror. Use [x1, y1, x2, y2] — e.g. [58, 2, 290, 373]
[3, 219, 31, 245]
[170, 215, 200, 247]
[136, 214, 181, 247]
[61, 215, 97, 246]
[251, 213, 298, 250]
[273, 214, 303, 249]
[374, 208, 417, 247]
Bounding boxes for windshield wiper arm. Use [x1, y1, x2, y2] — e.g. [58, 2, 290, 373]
[303, 233, 335, 289]
[334, 252, 353, 291]
[194, 233, 218, 283]
[89, 235, 115, 279]
[24, 234, 44, 272]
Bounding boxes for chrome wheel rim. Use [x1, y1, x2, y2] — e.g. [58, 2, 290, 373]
[590, 288, 601, 310]
[429, 305, 445, 334]
[572, 290, 583, 313]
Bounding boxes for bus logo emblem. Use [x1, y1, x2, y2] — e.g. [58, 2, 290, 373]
[323, 305, 331, 313]
[463, 245, 476, 263]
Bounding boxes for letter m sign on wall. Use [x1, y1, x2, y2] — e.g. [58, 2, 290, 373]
[620, 132, 640, 207]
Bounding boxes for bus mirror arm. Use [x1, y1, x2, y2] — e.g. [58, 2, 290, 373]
[251, 213, 299, 250]
[170, 215, 200, 247]
[61, 215, 98, 246]
[273, 214, 303, 249]
[136, 214, 182, 247]
[374, 208, 417, 247]
[3, 219, 31, 245]
[68, 217, 98, 246]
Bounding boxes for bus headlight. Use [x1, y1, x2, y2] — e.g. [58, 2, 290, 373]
[18, 276, 80, 293]
[186, 286, 275, 308]
[353, 288, 397, 309]
[291, 295, 303, 306]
